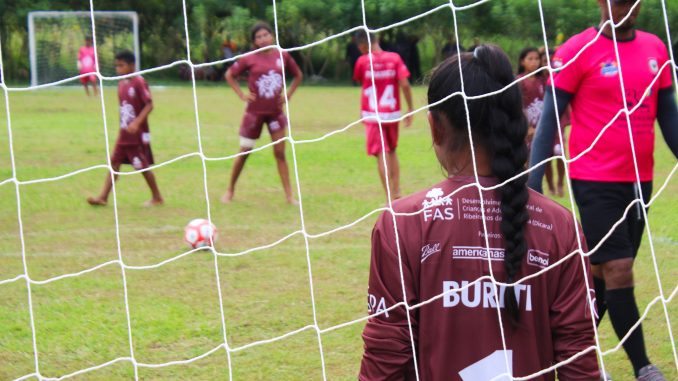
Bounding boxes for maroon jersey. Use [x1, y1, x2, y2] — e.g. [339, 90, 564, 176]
[229, 50, 301, 115]
[518, 73, 546, 128]
[117, 76, 152, 145]
[360, 176, 599, 381]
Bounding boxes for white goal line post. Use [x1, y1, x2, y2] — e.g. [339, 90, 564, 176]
[27, 10, 140, 87]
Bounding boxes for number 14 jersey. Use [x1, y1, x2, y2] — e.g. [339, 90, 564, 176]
[354, 50, 410, 122]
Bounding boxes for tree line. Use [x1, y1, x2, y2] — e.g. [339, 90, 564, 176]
[1, 0, 677, 83]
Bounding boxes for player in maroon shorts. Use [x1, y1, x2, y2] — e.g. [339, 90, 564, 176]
[359, 45, 600, 380]
[87, 50, 163, 207]
[221, 21, 303, 205]
[353, 30, 413, 201]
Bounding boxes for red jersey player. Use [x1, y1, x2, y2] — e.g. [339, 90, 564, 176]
[77, 36, 98, 96]
[353, 30, 413, 200]
[359, 45, 600, 381]
[221, 22, 303, 205]
[87, 50, 163, 207]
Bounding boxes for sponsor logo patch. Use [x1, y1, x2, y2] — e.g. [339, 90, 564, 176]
[600, 61, 619, 77]
[442, 280, 532, 311]
[648, 58, 659, 74]
[132, 156, 142, 169]
[526, 249, 549, 268]
[422, 187, 454, 222]
[552, 57, 563, 68]
[128, 86, 136, 98]
[367, 293, 389, 318]
[452, 246, 505, 261]
[421, 242, 441, 263]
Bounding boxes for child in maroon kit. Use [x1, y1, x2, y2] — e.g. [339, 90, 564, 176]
[87, 50, 163, 207]
[359, 45, 600, 381]
[517, 47, 545, 148]
[221, 22, 303, 205]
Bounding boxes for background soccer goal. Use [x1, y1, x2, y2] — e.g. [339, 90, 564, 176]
[28, 11, 139, 86]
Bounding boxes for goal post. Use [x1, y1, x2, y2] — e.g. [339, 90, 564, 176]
[28, 11, 140, 86]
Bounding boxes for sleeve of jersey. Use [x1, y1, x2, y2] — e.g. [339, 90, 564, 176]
[139, 79, 152, 105]
[284, 52, 302, 78]
[550, 224, 600, 381]
[353, 58, 363, 83]
[549, 39, 583, 94]
[658, 41, 673, 89]
[396, 56, 410, 80]
[359, 213, 418, 381]
[229, 57, 247, 77]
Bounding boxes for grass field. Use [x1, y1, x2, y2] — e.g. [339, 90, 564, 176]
[0, 84, 676, 381]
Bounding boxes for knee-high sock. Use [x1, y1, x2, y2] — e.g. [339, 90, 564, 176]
[606, 287, 650, 376]
[593, 276, 607, 325]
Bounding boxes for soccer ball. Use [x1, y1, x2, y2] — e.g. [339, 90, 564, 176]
[184, 218, 217, 249]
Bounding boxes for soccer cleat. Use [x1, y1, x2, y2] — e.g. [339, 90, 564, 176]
[636, 364, 666, 381]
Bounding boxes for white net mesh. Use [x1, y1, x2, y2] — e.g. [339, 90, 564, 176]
[1, 0, 677, 380]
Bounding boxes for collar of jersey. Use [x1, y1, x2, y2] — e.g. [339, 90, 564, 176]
[594, 26, 637, 42]
[447, 175, 498, 187]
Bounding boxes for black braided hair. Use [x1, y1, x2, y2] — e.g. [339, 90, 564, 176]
[427, 45, 529, 326]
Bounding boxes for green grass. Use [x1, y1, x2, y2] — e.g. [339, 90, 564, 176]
[0, 85, 676, 381]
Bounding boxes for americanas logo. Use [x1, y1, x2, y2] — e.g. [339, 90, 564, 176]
[600, 61, 619, 77]
[526, 249, 549, 269]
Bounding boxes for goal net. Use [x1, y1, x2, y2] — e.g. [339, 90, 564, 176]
[28, 11, 140, 86]
[2, 0, 676, 380]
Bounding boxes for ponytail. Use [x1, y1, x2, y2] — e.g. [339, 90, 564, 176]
[428, 45, 529, 326]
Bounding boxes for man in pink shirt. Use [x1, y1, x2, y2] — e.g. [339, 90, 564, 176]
[77, 36, 98, 96]
[353, 30, 414, 201]
[528, 1, 678, 379]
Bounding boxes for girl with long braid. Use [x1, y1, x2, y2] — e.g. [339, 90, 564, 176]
[359, 45, 600, 381]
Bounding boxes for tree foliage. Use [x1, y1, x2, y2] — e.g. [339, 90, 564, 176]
[2, 0, 677, 82]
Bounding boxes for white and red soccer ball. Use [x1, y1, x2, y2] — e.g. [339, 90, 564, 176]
[184, 218, 217, 249]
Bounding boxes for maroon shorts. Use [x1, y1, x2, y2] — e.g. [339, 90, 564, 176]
[111, 144, 150, 170]
[239, 112, 287, 147]
[80, 74, 97, 84]
[143, 143, 155, 165]
[365, 122, 399, 156]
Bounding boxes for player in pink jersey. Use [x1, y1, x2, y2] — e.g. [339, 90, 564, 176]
[360, 45, 600, 381]
[353, 30, 414, 201]
[528, 1, 678, 380]
[78, 36, 98, 96]
[87, 51, 163, 207]
[221, 22, 303, 205]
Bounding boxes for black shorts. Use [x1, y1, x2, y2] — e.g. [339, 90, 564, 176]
[571, 180, 652, 265]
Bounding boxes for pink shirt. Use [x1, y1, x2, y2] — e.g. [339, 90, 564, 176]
[354, 51, 410, 122]
[78, 46, 96, 74]
[360, 176, 599, 381]
[229, 50, 301, 115]
[551, 27, 672, 182]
